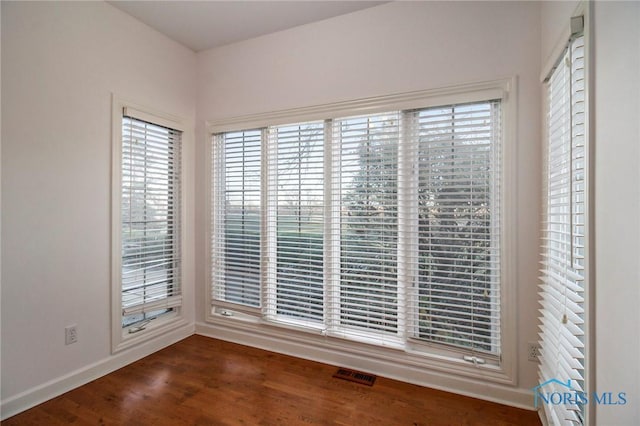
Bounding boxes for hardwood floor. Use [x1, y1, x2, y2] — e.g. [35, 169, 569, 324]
[3, 335, 540, 425]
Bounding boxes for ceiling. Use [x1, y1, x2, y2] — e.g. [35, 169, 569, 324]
[108, 1, 387, 52]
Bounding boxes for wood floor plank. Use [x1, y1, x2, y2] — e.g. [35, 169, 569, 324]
[3, 335, 540, 425]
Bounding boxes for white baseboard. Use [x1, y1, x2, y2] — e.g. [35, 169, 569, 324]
[0, 323, 194, 421]
[1, 320, 536, 421]
[195, 321, 537, 411]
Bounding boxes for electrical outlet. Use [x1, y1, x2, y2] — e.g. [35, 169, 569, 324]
[65, 325, 78, 345]
[528, 342, 541, 362]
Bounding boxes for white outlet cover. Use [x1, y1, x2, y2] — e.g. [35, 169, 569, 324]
[65, 325, 78, 345]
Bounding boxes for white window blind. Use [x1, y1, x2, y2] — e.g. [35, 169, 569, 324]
[210, 91, 506, 365]
[539, 34, 586, 426]
[266, 122, 325, 325]
[331, 113, 401, 342]
[211, 130, 262, 308]
[121, 115, 182, 326]
[410, 102, 502, 356]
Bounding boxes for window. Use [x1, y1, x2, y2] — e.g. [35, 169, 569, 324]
[211, 130, 262, 309]
[539, 30, 587, 425]
[411, 102, 502, 357]
[333, 113, 400, 340]
[209, 81, 513, 376]
[267, 122, 325, 325]
[112, 99, 186, 351]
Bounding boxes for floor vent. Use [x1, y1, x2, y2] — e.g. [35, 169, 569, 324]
[333, 368, 377, 386]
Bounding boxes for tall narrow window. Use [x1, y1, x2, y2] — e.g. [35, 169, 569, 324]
[539, 32, 586, 425]
[211, 130, 262, 308]
[333, 113, 400, 340]
[411, 101, 502, 357]
[266, 122, 325, 325]
[120, 112, 182, 328]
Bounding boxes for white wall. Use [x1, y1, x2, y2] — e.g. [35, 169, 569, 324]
[1, 1, 196, 416]
[540, 0, 580, 69]
[592, 2, 640, 424]
[540, 1, 640, 424]
[196, 0, 542, 403]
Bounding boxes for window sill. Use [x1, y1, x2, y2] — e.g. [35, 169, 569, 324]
[112, 311, 188, 354]
[203, 311, 515, 386]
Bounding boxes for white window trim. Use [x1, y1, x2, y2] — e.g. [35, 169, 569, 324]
[111, 94, 189, 353]
[204, 78, 517, 384]
[208, 80, 506, 134]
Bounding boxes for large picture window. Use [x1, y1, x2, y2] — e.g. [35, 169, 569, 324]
[209, 83, 512, 371]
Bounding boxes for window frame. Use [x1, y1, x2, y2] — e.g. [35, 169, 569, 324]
[111, 95, 189, 353]
[205, 79, 517, 384]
